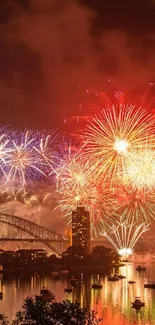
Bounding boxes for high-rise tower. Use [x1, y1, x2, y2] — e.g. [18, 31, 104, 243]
[72, 206, 90, 253]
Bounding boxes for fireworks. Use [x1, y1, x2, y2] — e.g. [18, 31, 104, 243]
[0, 128, 60, 187]
[0, 133, 10, 178]
[116, 185, 155, 223]
[1, 93, 155, 255]
[55, 145, 118, 236]
[125, 149, 155, 190]
[56, 145, 92, 193]
[56, 102, 155, 244]
[6, 129, 46, 186]
[56, 185, 117, 237]
[0, 188, 38, 206]
[34, 130, 61, 177]
[82, 104, 155, 185]
[100, 218, 149, 259]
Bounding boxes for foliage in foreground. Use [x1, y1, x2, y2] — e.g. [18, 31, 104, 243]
[0, 295, 101, 325]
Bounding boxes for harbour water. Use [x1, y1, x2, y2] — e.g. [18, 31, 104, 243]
[1, 262, 155, 324]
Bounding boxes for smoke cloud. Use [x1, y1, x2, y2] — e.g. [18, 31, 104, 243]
[0, 0, 155, 130]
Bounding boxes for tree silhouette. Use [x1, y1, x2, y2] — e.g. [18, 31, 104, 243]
[11, 295, 101, 325]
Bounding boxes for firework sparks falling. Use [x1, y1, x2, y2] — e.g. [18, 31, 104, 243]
[100, 218, 149, 259]
[82, 104, 155, 184]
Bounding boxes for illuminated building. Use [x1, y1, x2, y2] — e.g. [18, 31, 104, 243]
[72, 206, 90, 253]
[16, 249, 47, 264]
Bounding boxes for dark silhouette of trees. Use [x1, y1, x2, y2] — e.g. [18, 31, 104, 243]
[1, 295, 101, 325]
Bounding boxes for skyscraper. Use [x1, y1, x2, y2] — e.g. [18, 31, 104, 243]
[72, 206, 90, 253]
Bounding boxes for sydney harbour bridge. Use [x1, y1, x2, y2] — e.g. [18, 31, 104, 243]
[0, 213, 69, 255]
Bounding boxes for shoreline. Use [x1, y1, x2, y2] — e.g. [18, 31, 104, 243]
[1, 263, 125, 275]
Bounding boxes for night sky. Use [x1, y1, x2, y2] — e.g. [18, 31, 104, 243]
[0, 0, 155, 130]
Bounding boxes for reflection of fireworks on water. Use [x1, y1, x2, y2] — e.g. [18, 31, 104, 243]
[125, 149, 155, 190]
[82, 104, 155, 184]
[100, 218, 149, 259]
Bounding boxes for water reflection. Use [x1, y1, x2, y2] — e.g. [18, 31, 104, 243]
[1, 263, 155, 324]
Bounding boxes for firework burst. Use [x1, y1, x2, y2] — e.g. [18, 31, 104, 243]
[56, 147, 93, 193]
[82, 104, 155, 185]
[5, 129, 47, 186]
[0, 128, 61, 187]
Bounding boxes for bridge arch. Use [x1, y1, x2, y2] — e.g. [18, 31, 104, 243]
[0, 213, 68, 254]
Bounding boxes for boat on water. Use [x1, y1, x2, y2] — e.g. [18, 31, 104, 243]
[61, 270, 69, 277]
[114, 274, 126, 279]
[129, 280, 136, 284]
[136, 265, 146, 271]
[70, 278, 78, 286]
[40, 287, 54, 301]
[132, 297, 145, 309]
[91, 284, 102, 289]
[64, 288, 73, 293]
[144, 282, 155, 289]
[108, 276, 119, 282]
[51, 271, 60, 279]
